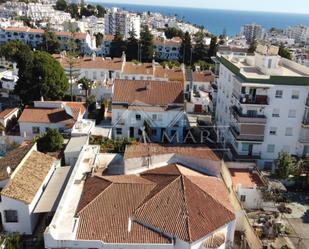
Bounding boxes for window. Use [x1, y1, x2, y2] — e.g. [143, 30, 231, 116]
[4, 210, 18, 223]
[151, 129, 157, 136]
[292, 90, 299, 99]
[272, 109, 280, 117]
[269, 127, 277, 135]
[136, 114, 141, 121]
[116, 128, 122, 135]
[242, 143, 249, 152]
[240, 195, 246, 202]
[275, 90, 283, 98]
[32, 127, 40, 134]
[267, 144, 275, 153]
[288, 109, 296, 118]
[285, 127, 293, 136]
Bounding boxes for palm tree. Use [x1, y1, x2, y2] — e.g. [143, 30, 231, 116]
[78, 77, 93, 98]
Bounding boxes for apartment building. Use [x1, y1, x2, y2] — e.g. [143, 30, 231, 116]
[241, 23, 264, 43]
[44, 145, 236, 249]
[215, 44, 309, 169]
[105, 8, 141, 39]
[112, 79, 186, 143]
[0, 27, 96, 54]
[153, 37, 182, 61]
[284, 25, 309, 44]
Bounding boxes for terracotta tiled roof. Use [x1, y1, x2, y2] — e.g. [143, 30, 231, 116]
[104, 34, 114, 41]
[3, 26, 44, 33]
[0, 144, 33, 181]
[18, 102, 85, 126]
[154, 66, 184, 81]
[55, 31, 87, 40]
[123, 62, 154, 75]
[124, 143, 220, 161]
[192, 71, 214, 83]
[1, 150, 56, 204]
[76, 164, 234, 243]
[153, 37, 182, 47]
[0, 108, 18, 119]
[113, 80, 184, 106]
[229, 168, 265, 189]
[54, 55, 123, 70]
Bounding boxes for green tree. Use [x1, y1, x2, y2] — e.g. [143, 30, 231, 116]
[207, 36, 218, 61]
[276, 152, 296, 179]
[180, 31, 192, 65]
[86, 95, 97, 113]
[164, 27, 184, 39]
[67, 3, 79, 19]
[41, 25, 61, 54]
[110, 32, 127, 58]
[55, 0, 67, 11]
[94, 32, 104, 47]
[37, 128, 64, 153]
[248, 38, 257, 53]
[14, 51, 68, 103]
[78, 77, 93, 98]
[5, 233, 22, 249]
[126, 29, 138, 61]
[194, 60, 213, 70]
[192, 31, 207, 62]
[96, 4, 106, 17]
[140, 25, 154, 62]
[278, 44, 292, 60]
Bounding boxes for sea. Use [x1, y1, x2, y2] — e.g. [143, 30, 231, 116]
[90, 2, 309, 36]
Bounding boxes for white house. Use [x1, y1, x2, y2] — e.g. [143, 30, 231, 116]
[227, 162, 266, 210]
[112, 79, 186, 143]
[44, 145, 236, 249]
[153, 37, 182, 61]
[0, 143, 60, 235]
[18, 101, 86, 138]
[215, 43, 309, 169]
[64, 136, 89, 166]
[0, 107, 19, 129]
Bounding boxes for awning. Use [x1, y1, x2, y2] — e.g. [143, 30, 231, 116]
[34, 166, 71, 213]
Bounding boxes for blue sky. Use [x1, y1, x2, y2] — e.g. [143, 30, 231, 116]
[98, 0, 309, 14]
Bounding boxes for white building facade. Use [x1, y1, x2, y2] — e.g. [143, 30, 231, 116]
[215, 44, 309, 169]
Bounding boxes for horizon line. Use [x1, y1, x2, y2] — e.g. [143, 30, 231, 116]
[88, 1, 309, 15]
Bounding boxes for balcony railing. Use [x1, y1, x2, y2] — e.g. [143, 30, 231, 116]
[230, 125, 264, 142]
[227, 143, 261, 161]
[231, 106, 267, 124]
[233, 92, 269, 105]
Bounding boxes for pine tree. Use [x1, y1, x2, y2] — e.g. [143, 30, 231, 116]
[192, 31, 207, 63]
[207, 36, 218, 62]
[180, 31, 192, 65]
[126, 28, 138, 61]
[110, 30, 127, 58]
[140, 25, 154, 62]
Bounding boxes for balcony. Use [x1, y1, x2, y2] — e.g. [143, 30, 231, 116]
[227, 143, 261, 161]
[230, 124, 265, 142]
[233, 91, 268, 105]
[231, 106, 267, 124]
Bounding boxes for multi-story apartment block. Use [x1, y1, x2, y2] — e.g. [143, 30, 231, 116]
[112, 79, 186, 143]
[105, 8, 141, 39]
[284, 25, 309, 44]
[241, 23, 264, 43]
[0, 27, 96, 55]
[215, 44, 309, 169]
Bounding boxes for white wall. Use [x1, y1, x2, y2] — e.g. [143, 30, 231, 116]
[19, 122, 66, 139]
[236, 185, 263, 210]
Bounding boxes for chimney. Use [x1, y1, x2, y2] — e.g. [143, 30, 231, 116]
[40, 96, 44, 102]
[121, 51, 126, 63]
[91, 52, 96, 61]
[7, 166, 12, 177]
